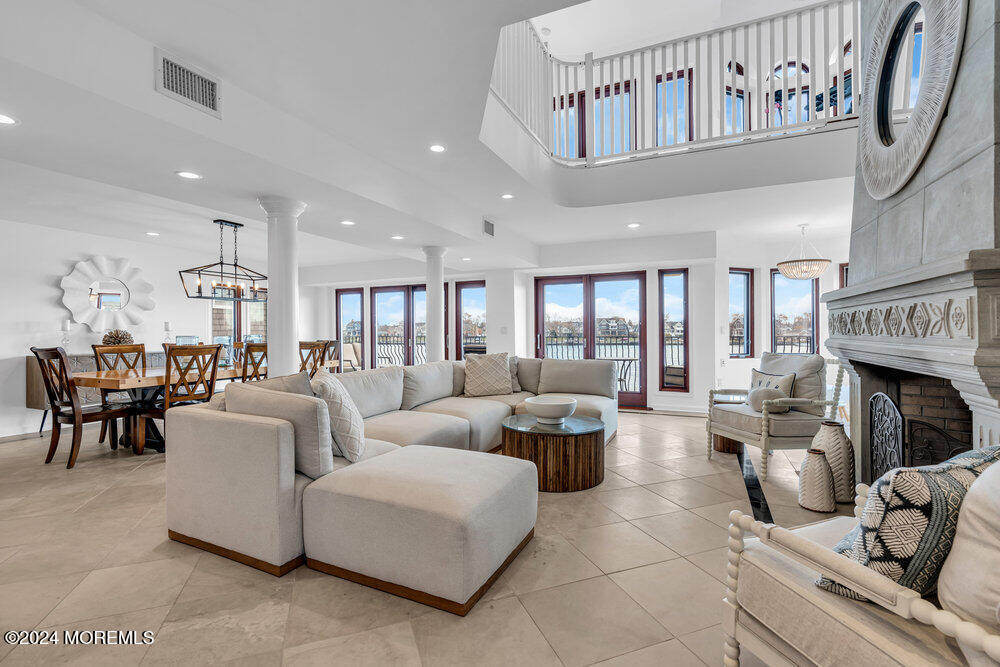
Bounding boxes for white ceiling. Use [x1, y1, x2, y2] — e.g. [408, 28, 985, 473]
[0, 0, 856, 276]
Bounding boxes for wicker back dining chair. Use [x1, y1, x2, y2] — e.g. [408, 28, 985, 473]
[242, 342, 267, 382]
[299, 341, 328, 378]
[31, 346, 130, 468]
[92, 343, 145, 448]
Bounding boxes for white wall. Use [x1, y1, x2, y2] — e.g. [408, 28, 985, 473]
[1, 219, 218, 438]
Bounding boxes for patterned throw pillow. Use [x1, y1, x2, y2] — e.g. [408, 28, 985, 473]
[310, 369, 366, 462]
[749, 368, 795, 395]
[465, 352, 513, 397]
[817, 446, 1000, 600]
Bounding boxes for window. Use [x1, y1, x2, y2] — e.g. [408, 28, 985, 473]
[552, 91, 583, 158]
[767, 62, 810, 127]
[455, 281, 486, 359]
[839, 263, 849, 288]
[655, 70, 692, 145]
[211, 286, 266, 364]
[770, 270, 818, 354]
[725, 88, 748, 134]
[594, 81, 633, 156]
[336, 288, 364, 370]
[729, 269, 754, 358]
[370, 284, 447, 366]
[659, 269, 688, 391]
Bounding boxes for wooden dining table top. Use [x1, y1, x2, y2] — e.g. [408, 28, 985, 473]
[72, 361, 338, 390]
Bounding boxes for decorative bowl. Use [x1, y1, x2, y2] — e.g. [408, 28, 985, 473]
[524, 396, 577, 424]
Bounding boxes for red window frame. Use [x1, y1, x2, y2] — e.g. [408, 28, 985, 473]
[335, 287, 365, 370]
[769, 269, 819, 355]
[455, 280, 486, 360]
[658, 268, 690, 392]
[729, 268, 755, 359]
[654, 68, 695, 144]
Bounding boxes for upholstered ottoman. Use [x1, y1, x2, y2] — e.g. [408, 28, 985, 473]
[302, 445, 537, 615]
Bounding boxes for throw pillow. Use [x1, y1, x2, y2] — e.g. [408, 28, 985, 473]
[464, 352, 513, 396]
[749, 369, 795, 395]
[510, 356, 522, 392]
[310, 369, 366, 462]
[817, 446, 1000, 600]
[747, 387, 790, 413]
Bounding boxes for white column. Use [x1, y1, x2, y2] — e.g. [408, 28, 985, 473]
[258, 195, 307, 377]
[423, 246, 447, 362]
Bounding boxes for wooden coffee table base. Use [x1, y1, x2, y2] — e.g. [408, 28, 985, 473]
[503, 427, 605, 492]
[713, 434, 743, 454]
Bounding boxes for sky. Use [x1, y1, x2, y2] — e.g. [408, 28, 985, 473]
[542, 279, 647, 323]
[772, 274, 814, 319]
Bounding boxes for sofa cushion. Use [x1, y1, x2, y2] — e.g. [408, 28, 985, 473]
[509, 356, 522, 392]
[302, 445, 537, 604]
[334, 366, 404, 418]
[737, 516, 964, 666]
[538, 359, 616, 399]
[516, 392, 617, 444]
[818, 446, 1000, 600]
[363, 410, 470, 450]
[251, 370, 314, 396]
[711, 402, 825, 438]
[414, 396, 512, 452]
[464, 352, 513, 397]
[401, 360, 454, 410]
[760, 352, 825, 416]
[310, 369, 366, 462]
[474, 391, 536, 409]
[452, 361, 466, 396]
[517, 357, 542, 394]
[330, 438, 401, 472]
[225, 383, 334, 479]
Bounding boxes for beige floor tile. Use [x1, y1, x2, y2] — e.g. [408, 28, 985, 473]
[2, 484, 106, 520]
[678, 624, 768, 666]
[594, 486, 684, 520]
[631, 511, 730, 556]
[660, 454, 739, 478]
[142, 588, 290, 665]
[98, 510, 199, 570]
[645, 478, 739, 509]
[0, 537, 119, 585]
[411, 596, 561, 667]
[76, 482, 165, 513]
[609, 462, 685, 485]
[500, 533, 602, 595]
[592, 638, 705, 666]
[520, 576, 670, 666]
[603, 448, 646, 467]
[611, 559, 725, 636]
[536, 496, 625, 533]
[691, 499, 753, 528]
[0, 545, 19, 566]
[684, 547, 730, 583]
[589, 469, 638, 491]
[283, 567, 431, 648]
[174, 552, 292, 604]
[0, 572, 87, 631]
[283, 620, 422, 667]
[41, 557, 196, 626]
[614, 443, 685, 461]
[769, 502, 849, 528]
[694, 471, 748, 496]
[562, 522, 678, 574]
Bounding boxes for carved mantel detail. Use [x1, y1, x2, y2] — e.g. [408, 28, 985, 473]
[827, 295, 975, 340]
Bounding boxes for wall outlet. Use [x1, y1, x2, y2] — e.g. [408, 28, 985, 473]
[500, 326, 508, 334]
[719, 358, 726, 367]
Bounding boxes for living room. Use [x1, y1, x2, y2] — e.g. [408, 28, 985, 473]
[3, 0, 999, 665]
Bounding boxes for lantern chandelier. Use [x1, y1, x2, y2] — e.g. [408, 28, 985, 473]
[777, 224, 831, 280]
[178, 219, 267, 302]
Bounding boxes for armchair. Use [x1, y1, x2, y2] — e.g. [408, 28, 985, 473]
[722, 486, 1000, 666]
[707, 354, 844, 480]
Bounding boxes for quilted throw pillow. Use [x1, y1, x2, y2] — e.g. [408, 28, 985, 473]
[465, 352, 513, 397]
[310, 369, 366, 462]
[817, 446, 1000, 600]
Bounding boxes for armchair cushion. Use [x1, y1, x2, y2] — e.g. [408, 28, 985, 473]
[711, 402, 825, 438]
[761, 352, 825, 416]
[747, 388, 790, 413]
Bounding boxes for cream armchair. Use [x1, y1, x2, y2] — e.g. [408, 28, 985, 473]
[707, 354, 844, 480]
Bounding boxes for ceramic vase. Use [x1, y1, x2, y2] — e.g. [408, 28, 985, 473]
[812, 421, 855, 503]
[799, 449, 837, 512]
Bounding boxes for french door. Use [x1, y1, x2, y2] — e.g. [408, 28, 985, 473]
[535, 272, 646, 408]
[370, 284, 447, 367]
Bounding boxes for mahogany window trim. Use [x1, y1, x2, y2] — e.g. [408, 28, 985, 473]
[839, 263, 849, 288]
[335, 287, 365, 370]
[769, 269, 819, 355]
[654, 68, 695, 144]
[455, 280, 486, 360]
[658, 268, 690, 393]
[369, 283, 448, 367]
[728, 268, 755, 359]
[553, 79, 639, 159]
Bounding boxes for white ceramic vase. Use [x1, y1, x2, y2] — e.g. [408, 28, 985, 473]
[799, 449, 837, 512]
[812, 421, 855, 503]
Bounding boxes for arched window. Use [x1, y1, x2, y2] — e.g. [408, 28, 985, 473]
[765, 61, 811, 127]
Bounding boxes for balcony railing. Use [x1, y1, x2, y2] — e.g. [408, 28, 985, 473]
[544, 333, 642, 393]
[491, 0, 881, 167]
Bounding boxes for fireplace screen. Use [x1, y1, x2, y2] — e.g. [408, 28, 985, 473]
[870, 392, 903, 480]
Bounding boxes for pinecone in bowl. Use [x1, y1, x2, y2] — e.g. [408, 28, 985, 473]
[102, 329, 134, 345]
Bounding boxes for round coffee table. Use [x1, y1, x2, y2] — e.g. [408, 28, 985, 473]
[501, 414, 604, 492]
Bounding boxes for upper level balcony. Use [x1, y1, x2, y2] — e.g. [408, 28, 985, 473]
[482, 0, 924, 205]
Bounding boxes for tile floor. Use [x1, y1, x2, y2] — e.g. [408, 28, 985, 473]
[0, 412, 853, 666]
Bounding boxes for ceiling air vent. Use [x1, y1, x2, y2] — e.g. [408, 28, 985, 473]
[155, 48, 222, 118]
[483, 219, 495, 238]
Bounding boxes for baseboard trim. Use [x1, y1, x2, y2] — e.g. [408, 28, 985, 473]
[167, 529, 304, 577]
[307, 528, 534, 616]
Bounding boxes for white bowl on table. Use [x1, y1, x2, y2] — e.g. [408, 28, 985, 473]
[524, 396, 577, 425]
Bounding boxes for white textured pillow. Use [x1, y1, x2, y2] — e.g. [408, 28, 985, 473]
[747, 388, 790, 413]
[310, 369, 366, 462]
[464, 352, 513, 397]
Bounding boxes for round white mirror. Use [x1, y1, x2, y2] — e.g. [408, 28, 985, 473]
[88, 278, 131, 311]
[61, 256, 155, 331]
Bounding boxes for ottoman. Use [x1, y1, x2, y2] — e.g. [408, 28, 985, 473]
[302, 445, 537, 615]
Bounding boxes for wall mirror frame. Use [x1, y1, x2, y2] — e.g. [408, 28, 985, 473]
[61, 256, 156, 331]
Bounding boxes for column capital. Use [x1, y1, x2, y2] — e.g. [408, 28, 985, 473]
[258, 195, 307, 219]
[421, 245, 448, 259]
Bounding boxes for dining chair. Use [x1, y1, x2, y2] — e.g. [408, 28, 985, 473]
[92, 343, 146, 448]
[242, 342, 267, 382]
[299, 341, 328, 378]
[30, 346, 131, 468]
[231, 341, 245, 368]
[135, 344, 221, 455]
[320, 339, 341, 372]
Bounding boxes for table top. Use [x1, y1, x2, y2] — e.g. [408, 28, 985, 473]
[71, 361, 337, 390]
[502, 413, 604, 436]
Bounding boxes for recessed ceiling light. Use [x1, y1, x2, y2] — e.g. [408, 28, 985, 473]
[461, 257, 471, 262]
[627, 223, 641, 229]
[0, 113, 17, 125]
[391, 235, 405, 240]
[145, 232, 160, 237]
[501, 193, 514, 200]
[340, 220, 356, 226]
[175, 171, 202, 180]
[429, 144, 446, 153]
